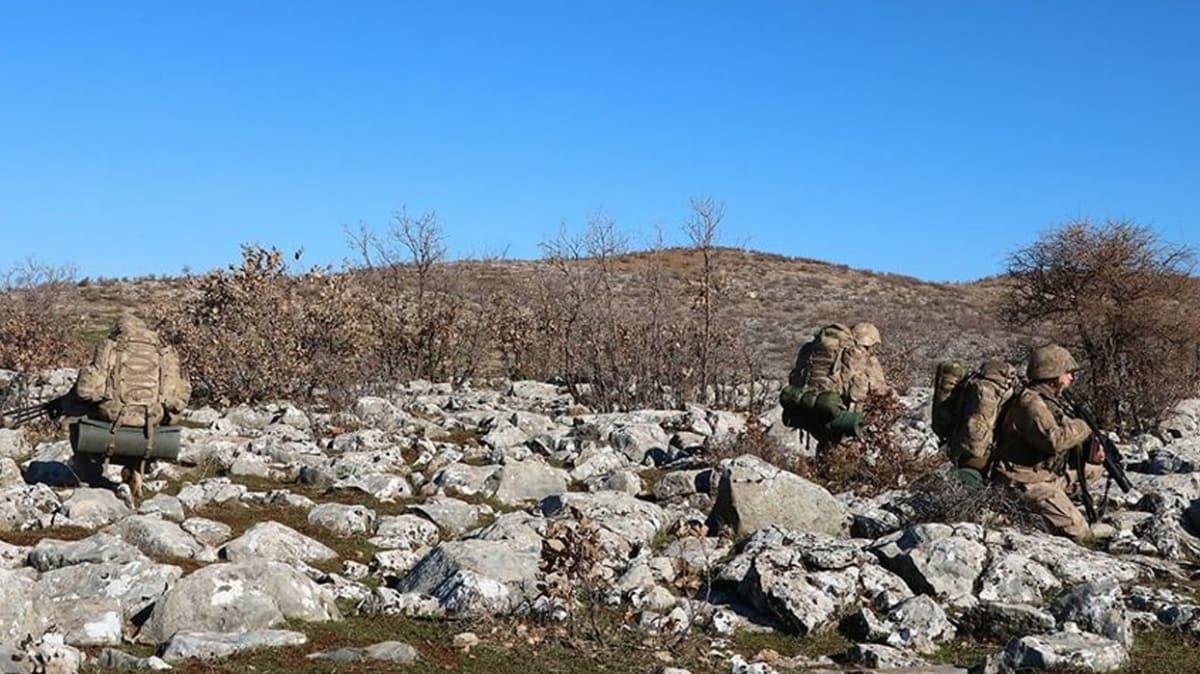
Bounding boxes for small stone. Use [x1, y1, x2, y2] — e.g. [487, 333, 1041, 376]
[453, 632, 480, 651]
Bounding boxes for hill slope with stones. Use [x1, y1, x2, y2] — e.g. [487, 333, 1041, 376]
[2, 368, 1200, 673]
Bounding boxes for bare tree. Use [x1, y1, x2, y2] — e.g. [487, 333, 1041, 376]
[684, 196, 726, 403]
[1004, 219, 1200, 429]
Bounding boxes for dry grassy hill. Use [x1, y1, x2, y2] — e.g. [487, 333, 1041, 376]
[64, 247, 1019, 388]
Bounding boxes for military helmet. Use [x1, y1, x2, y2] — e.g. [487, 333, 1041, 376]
[1026, 344, 1080, 381]
[851, 322, 882, 348]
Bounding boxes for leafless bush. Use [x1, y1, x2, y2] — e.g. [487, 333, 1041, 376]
[899, 469, 1046, 532]
[1004, 220, 1200, 430]
[0, 259, 86, 372]
[347, 207, 506, 384]
[524, 199, 761, 411]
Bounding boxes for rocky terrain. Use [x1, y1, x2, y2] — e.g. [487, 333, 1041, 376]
[2, 368, 1200, 673]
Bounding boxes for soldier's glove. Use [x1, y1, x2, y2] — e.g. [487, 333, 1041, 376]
[1086, 434, 1106, 465]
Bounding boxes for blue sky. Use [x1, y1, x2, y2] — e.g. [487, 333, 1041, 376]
[1, 1, 1197, 281]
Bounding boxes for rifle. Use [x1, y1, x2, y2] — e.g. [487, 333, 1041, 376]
[1, 395, 67, 429]
[1064, 393, 1133, 523]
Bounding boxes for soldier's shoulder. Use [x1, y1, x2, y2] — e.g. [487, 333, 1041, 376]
[1013, 387, 1050, 409]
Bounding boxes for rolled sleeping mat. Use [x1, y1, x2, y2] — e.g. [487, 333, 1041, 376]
[779, 385, 814, 430]
[813, 390, 847, 424]
[826, 409, 864, 440]
[69, 418, 181, 461]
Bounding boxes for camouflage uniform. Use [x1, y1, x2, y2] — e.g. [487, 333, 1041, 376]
[993, 345, 1098, 541]
[844, 323, 890, 404]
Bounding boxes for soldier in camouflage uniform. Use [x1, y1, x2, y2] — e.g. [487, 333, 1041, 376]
[992, 344, 1103, 541]
[844, 322, 890, 406]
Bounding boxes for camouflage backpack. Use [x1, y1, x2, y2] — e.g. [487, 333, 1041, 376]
[931, 360, 1019, 470]
[931, 361, 969, 440]
[75, 315, 191, 432]
[788, 324, 854, 395]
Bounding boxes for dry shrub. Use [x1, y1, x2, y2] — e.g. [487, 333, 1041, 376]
[0, 259, 86, 372]
[156, 246, 372, 405]
[804, 393, 941, 495]
[347, 208, 510, 384]
[899, 469, 1045, 532]
[1004, 220, 1200, 430]
[706, 394, 937, 496]
[519, 199, 763, 412]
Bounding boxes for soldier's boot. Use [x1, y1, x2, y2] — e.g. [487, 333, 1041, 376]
[120, 466, 144, 501]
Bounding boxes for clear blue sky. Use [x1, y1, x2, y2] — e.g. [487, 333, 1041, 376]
[2, 1, 1198, 281]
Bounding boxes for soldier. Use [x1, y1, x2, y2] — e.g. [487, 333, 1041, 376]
[844, 322, 890, 406]
[992, 344, 1103, 541]
[780, 321, 891, 449]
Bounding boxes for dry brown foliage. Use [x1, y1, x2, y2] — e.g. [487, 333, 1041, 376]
[1004, 220, 1200, 430]
[0, 259, 87, 372]
[155, 246, 373, 405]
[706, 393, 938, 496]
[805, 392, 942, 495]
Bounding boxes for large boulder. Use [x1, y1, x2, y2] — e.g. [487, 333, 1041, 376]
[46, 598, 123, 647]
[56, 488, 130, 529]
[1001, 631, 1128, 672]
[393, 540, 540, 616]
[38, 560, 183, 620]
[609, 424, 671, 464]
[871, 524, 987, 608]
[0, 429, 30, 461]
[160, 630, 308, 662]
[29, 533, 145, 571]
[0, 485, 60, 532]
[1048, 581, 1133, 647]
[369, 515, 440, 552]
[723, 526, 884, 636]
[486, 461, 570, 506]
[138, 561, 339, 644]
[307, 503, 378, 537]
[539, 491, 667, 560]
[709, 455, 849, 537]
[0, 458, 22, 489]
[108, 515, 203, 560]
[219, 521, 337, 564]
[0, 568, 46, 648]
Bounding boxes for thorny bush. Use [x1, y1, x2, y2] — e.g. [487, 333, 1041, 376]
[1004, 219, 1200, 431]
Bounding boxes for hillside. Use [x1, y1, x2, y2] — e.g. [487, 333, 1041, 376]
[64, 247, 1018, 387]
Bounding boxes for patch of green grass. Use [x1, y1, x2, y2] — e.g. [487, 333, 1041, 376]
[728, 626, 850, 660]
[101, 605, 728, 674]
[224, 473, 415, 516]
[1118, 629, 1200, 674]
[929, 638, 997, 668]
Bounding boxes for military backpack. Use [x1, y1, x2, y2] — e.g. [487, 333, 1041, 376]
[75, 315, 191, 432]
[930, 359, 1019, 470]
[780, 324, 863, 441]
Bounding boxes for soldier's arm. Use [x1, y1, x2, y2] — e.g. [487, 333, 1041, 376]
[867, 356, 891, 396]
[1016, 394, 1091, 457]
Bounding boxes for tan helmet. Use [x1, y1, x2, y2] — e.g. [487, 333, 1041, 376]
[851, 322, 882, 348]
[1026, 344, 1080, 381]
